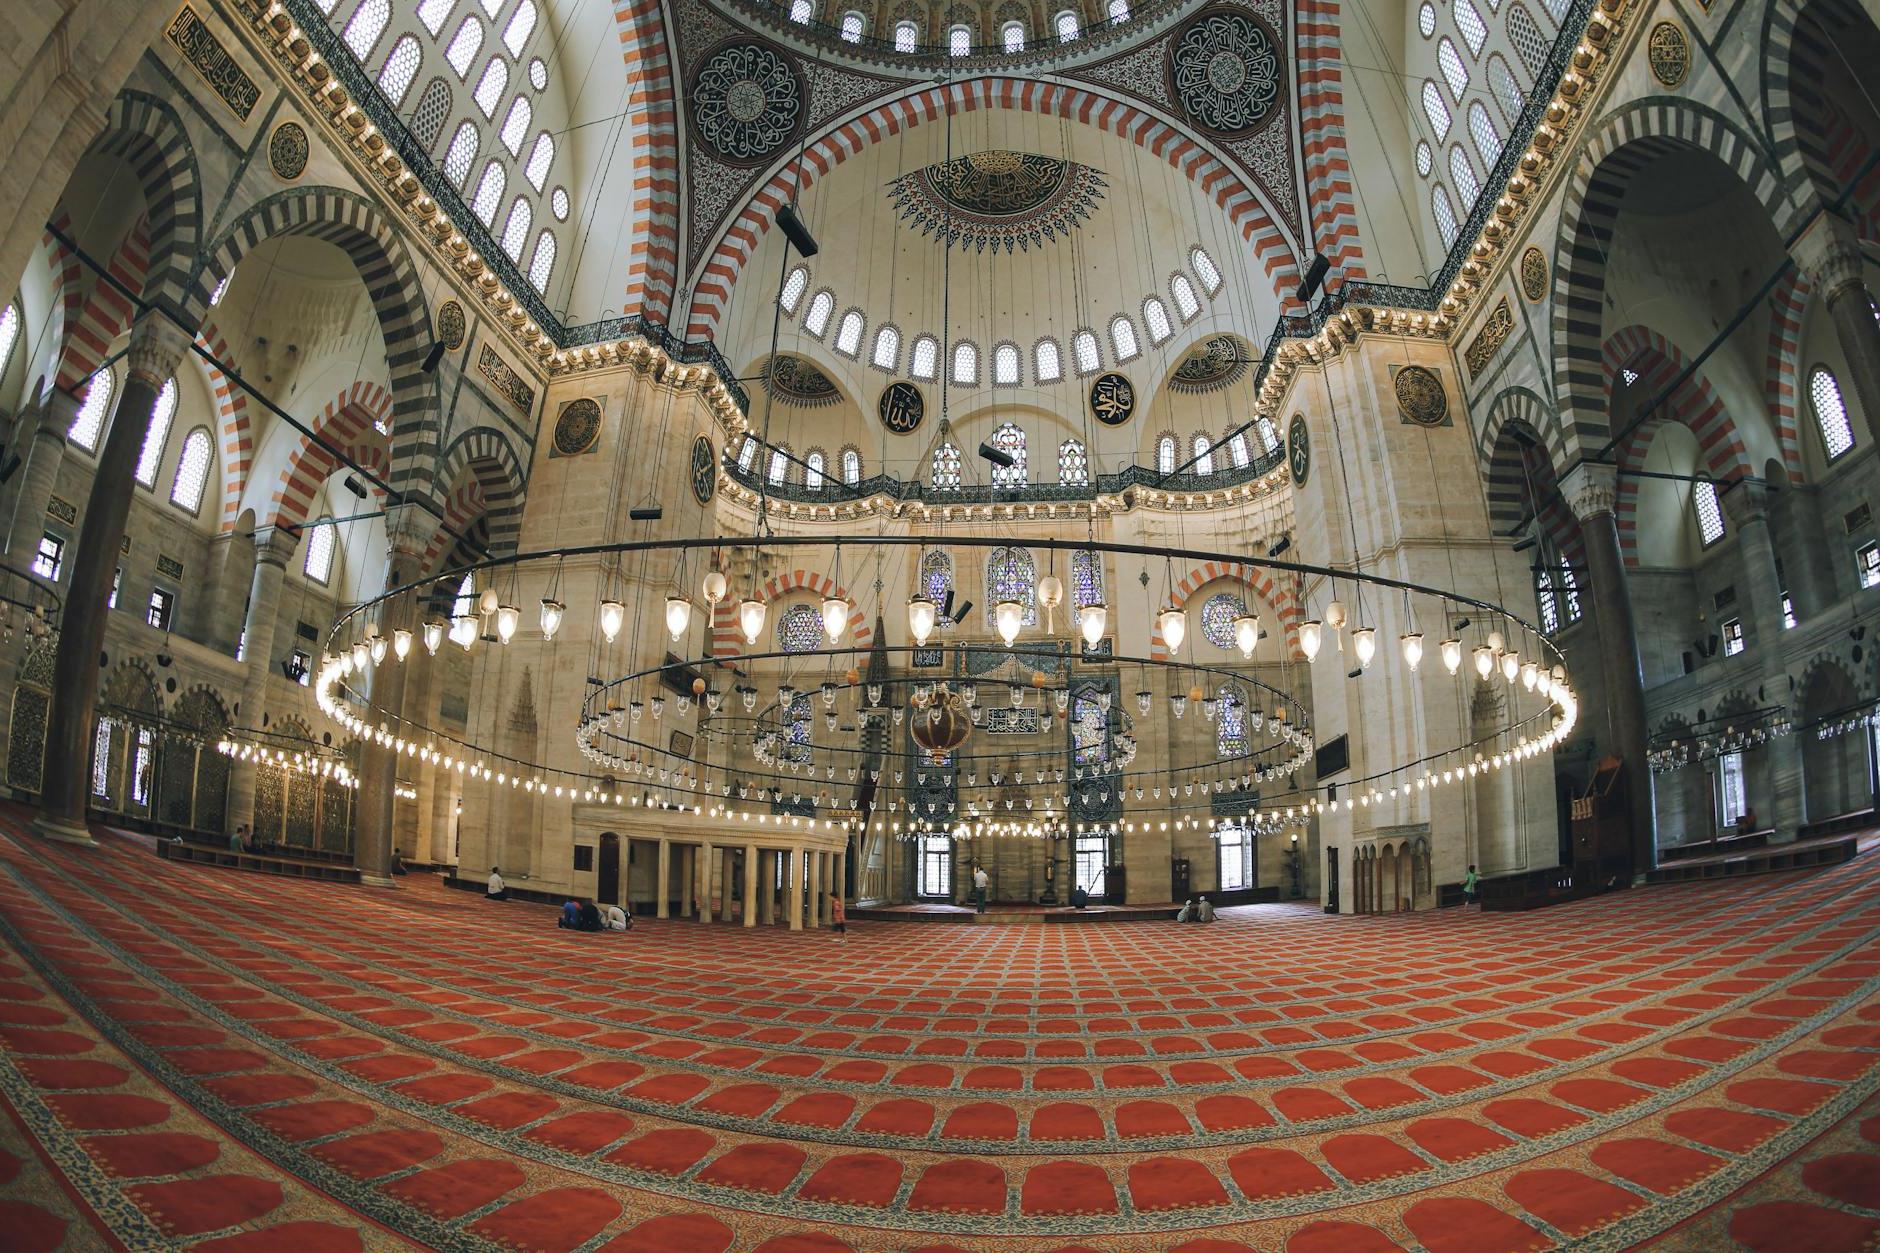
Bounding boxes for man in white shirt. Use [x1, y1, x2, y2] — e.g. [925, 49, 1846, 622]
[972, 864, 990, 913]
[486, 866, 508, 901]
[601, 903, 629, 931]
[1196, 896, 1217, 923]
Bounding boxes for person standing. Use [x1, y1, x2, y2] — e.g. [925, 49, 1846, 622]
[486, 866, 508, 901]
[1462, 864, 1479, 907]
[972, 864, 990, 913]
[830, 893, 846, 934]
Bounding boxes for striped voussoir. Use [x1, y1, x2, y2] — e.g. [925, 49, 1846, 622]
[1763, 269, 1811, 485]
[194, 319, 258, 534]
[1295, 0, 1367, 282]
[53, 219, 149, 396]
[708, 569, 875, 659]
[1149, 560, 1303, 661]
[84, 91, 201, 321]
[419, 429, 527, 572]
[39, 212, 84, 377]
[1550, 99, 1799, 470]
[1478, 386, 1586, 571]
[1819, 105, 1880, 246]
[611, 0, 680, 321]
[267, 381, 394, 532]
[684, 78, 1304, 340]
[1766, 0, 1875, 207]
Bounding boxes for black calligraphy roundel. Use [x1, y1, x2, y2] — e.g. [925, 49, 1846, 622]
[1089, 372, 1136, 426]
[690, 435, 717, 504]
[879, 382, 925, 434]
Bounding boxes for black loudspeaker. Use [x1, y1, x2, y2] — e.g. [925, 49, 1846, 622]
[978, 441, 1016, 468]
[422, 342, 447, 373]
[777, 204, 820, 257]
[0, 454, 20, 485]
[1295, 252, 1331, 303]
[628, 505, 663, 521]
[950, 599, 973, 623]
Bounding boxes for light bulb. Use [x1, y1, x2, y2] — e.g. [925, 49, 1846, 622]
[392, 628, 412, 661]
[738, 597, 767, 645]
[495, 604, 520, 644]
[907, 594, 937, 646]
[1300, 620, 1322, 661]
[994, 599, 1025, 645]
[1474, 644, 1494, 678]
[1352, 626, 1376, 668]
[478, 587, 499, 616]
[1158, 604, 1187, 655]
[1439, 637, 1462, 674]
[1233, 612, 1260, 659]
[599, 599, 625, 643]
[1324, 600, 1347, 632]
[665, 595, 693, 642]
[701, 569, 728, 605]
[1400, 632, 1423, 671]
[1501, 649, 1520, 682]
[539, 598, 565, 642]
[821, 595, 851, 642]
[1080, 602, 1108, 648]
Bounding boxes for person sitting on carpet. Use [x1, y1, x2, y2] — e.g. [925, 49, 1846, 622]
[830, 893, 846, 934]
[1176, 898, 1195, 923]
[1069, 885, 1088, 909]
[601, 903, 630, 931]
[1196, 896, 1217, 923]
[558, 899, 580, 928]
[576, 900, 603, 932]
[486, 866, 508, 901]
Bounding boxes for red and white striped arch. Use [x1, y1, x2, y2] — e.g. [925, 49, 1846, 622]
[684, 77, 1304, 340]
[53, 217, 149, 395]
[193, 320, 257, 535]
[266, 381, 392, 531]
[707, 569, 875, 659]
[1149, 560, 1304, 661]
[1763, 269, 1810, 486]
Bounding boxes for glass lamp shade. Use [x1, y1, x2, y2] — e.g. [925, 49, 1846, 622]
[451, 615, 477, 650]
[478, 587, 500, 616]
[1487, 629, 1505, 653]
[1080, 602, 1108, 648]
[422, 620, 445, 655]
[1520, 660, 1539, 690]
[539, 598, 565, 642]
[701, 569, 728, 605]
[351, 641, 369, 671]
[665, 595, 693, 642]
[1439, 637, 1462, 674]
[821, 595, 851, 642]
[1038, 574, 1063, 611]
[1500, 650, 1520, 682]
[650, 696, 665, 719]
[906, 594, 938, 646]
[1158, 604, 1188, 654]
[1400, 632, 1424, 671]
[1233, 612, 1260, 659]
[1324, 599, 1347, 631]
[737, 598, 767, 645]
[1172, 694, 1188, 718]
[369, 634, 388, 664]
[1473, 644, 1495, 678]
[1300, 620, 1323, 661]
[994, 599, 1025, 645]
[392, 628, 412, 661]
[495, 604, 520, 643]
[599, 599, 625, 643]
[1135, 690, 1152, 715]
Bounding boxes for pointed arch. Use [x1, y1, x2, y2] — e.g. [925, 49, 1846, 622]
[267, 381, 395, 532]
[707, 569, 875, 657]
[421, 427, 528, 566]
[1149, 560, 1304, 660]
[80, 91, 203, 319]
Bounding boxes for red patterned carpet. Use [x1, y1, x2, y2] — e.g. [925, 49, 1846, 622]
[0, 815, 1876, 1249]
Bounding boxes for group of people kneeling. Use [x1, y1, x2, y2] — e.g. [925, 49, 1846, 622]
[1175, 896, 1217, 923]
[559, 897, 630, 932]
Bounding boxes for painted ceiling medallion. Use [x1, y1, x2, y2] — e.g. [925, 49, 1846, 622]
[885, 150, 1108, 253]
[552, 399, 603, 456]
[762, 355, 841, 407]
[691, 42, 803, 166]
[436, 301, 466, 351]
[269, 122, 309, 181]
[1519, 247, 1548, 302]
[1169, 10, 1283, 138]
[1647, 21, 1689, 88]
[1393, 365, 1449, 426]
[1169, 335, 1250, 394]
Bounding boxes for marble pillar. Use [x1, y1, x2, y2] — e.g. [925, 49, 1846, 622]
[3, 389, 75, 560]
[225, 528, 299, 837]
[1727, 484, 1804, 842]
[656, 838, 671, 918]
[743, 843, 758, 927]
[788, 847, 804, 931]
[1798, 216, 1880, 447]
[759, 850, 776, 924]
[353, 534, 425, 887]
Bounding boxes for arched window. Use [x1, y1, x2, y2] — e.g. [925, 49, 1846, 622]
[1072, 329, 1100, 375]
[471, 161, 506, 224]
[1422, 80, 1452, 140]
[872, 323, 901, 371]
[805, 449, 826, 489]
[1055, 10, 1080, 41]
[1227, 431, 1251, 467]
[952, 340, 978, 386]
[1071, 550, 1103, 620]
[1034, 338, 1063, 382]
[1454, 0, 1487, 54]
[1165, 279, 1199, 327]
[1560, 555, 1582, 620]
[910, 334, 939, 380]
[842, 447, 862, 484]
[1449, 146, 1480, 208]
[803, 289, 835, 337]
[444, 17, 484, 78]
[1437, 38, 1469, 100]
[1488, 55, 1523, 123]
[1416, 141, 1433, 176]
[524, 132, 555, 189]
[841, 11, 864, 41]
[1693, 479, 1726, 546]
[1432, 184, 1459, 246]
[790, 0, 812, 22]
[342, 0, 391, 59]
[500, 197, 532, 259]
[68, 369, 114, 452]
[0, 304, 18, 380]
[501, 0, 537, 54]
[378, 36, 423, 104]
[949, 24, 971, 55]
[834, 308, 865, 357]
[922, 550, 954, 615]
[452, 572, 475, 620]
[1108, 0, 1129, 20]
[1058, 438, 1089, 486]
[472, 58, 508, 117]
[993, 341, 1020, 385]
[767, 444, 790, 485]
[1190, 247, 1223, 295]
[778, 604, 822, 653]
[499, 96, 532, 155]
[1536, 558, 1559, 633]
[1256, 415, 1280, 453]
[1507, 5, 1547, 77]
[304, 523, 336, 584]
[443, 122, 479, 186]
[990, 421, 1027, 487]
[1143, 297, 1173, 344]
[169, 429, 214, 512]
[1216, 683, 1248, 757]
[134, 378, 179, 488]
[417, 0, 457, 36]
[527, 230, 556, 291]
[779, 265, 809, 313]
[1110, 316, 1140, 362]
[1419, 1, 1437, 36]
[1191, 432, 1215, 476]
[894, 20, 918, 51]
[987, 547, 1038, 624]
[1156, 434, 1176, 475]
[1467, 102, 1502, 168]
[931, 441, 962, 490]
[411, 77, 453, 151]
[1541, 0, 1568, 22]
[1201, 592, 1245, 648]
[1002, 21, 1025, 51]
[1811, 366, 1856, 460]
[737, 436, 758, 473]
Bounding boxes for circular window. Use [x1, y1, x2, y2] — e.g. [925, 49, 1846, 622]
[1415, 141, 1432, 176]
[529, 57, 548, 90]
[1418, 2, 1436, 36]
[551, 187, 570, 220]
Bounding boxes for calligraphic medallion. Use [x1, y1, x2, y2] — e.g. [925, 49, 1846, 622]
[1393, 366, 1449, 426]
[1648, 22, 1689, 88]
[552, 399, 602, 456]
[1287, 413, 1310, 486]
[1089, 372, 1136, 426]
[690, 436, 717, 504]
[878, 382, 925, 434]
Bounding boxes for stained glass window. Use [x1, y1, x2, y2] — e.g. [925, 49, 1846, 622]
[1056, 10, 1080, 41]
[527, 231, 555, 291]
[416, 0, 456, 36]
[1143, 298, 1172, 344]
[500, 95, 531, 155]
[378, 35, 423, 104]
[778, 604, 821, 652]
[1108, 0, 1129, 20]
[1561, 555, 1582, 620]
[804, 290, 834, 337]
[1416, 140, 1433, 176]
[68, 369, 114, 453]
[1110, 316, 1140, 362]
[1171, 274, 1200, 319]
[911, 335, 939, 380]
[952, 340, 978, 385]
[1191, 247, 1222, 294]
[993, 341, 1020, 385]
[1072, 330, 1100, 375]
[1418, 1, 1436, 36]
[986, 546, 1037, 625]
[1693, 480, 1726, 546]
[472, 58, 508, 117]
[1423, 80, 1452, 140]
[931, 441, 961, 490]
[1217, 684, 1247, 758]
[872, 324, 900, 371]
[1454, 0, 1487, 54]
[922, 549, 954, 615]
[304, 523, 336, 583]
[1432, 184, 1459, 247]
[1537, 566, 1559, 633]
[529, 57, 548, 89]
[1156, 435, 1176, 475]
[842, 447, 862, 484]
[1034, 338, 1062, 382]
[1438, 38, 1469, 99]
[1191, 433, 1215, 476]
[342, 0, 391, 59]
[525, 133, 555, 189]
[169, 428, 213, 512]
[1811, 366, 1855, 460]
[502, 0, 537, 55]
[443, 122, 479, 186]
[1072, 690, 1108, 766]
[784, 693, 812, 762]
[1002, 20, 1024, 50]
[834, 309, 865, 358]
[1201, 592, 1246, 648]
[1058, 438, 1089, 485]
[1450, 145, 1480, 208]
[501, 197, 532, 260]
[949, 24, 970, 54]
[134, 377, 179, 488]
[445, 16, 483, 77]
[471, 161, 506, 225]
[1468, 102, 1502, 168]
[990, 422, 1027, 487]
[1071, 549, 1102, 630]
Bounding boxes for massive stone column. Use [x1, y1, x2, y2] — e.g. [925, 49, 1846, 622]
[34, 318, 191, 846]
[1725, 484, 1804, 842]
[353, 518, 428, 887]
[656, 838, 671, 918]
[697, 842, 714, 923]
[788, 847, 804, 931]
[743, 843, 758, 927]
[1797, 216, 1880, 445]
[809, 851, 823, 928]
[759, 850, 776, 924]
[2, 389, 76, 560]
[1563, 464, 1656, 872]
[224, 527, 301, 837]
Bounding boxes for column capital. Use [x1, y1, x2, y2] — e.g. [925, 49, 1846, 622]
[1795, 214, 1870, 304]
[254, 526, 300, 568]
[1722, 479, 1771, 527]
[124, 317, 193, 389]
[1561, 463, 1619, 522]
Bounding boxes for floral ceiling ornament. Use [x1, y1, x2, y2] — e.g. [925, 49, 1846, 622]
[1169, 335, 1251, 394]
[691, 41, 804, 165]
[1168, 10, 1283, 138]
[885, 149, 1108, 253]
[762, 355, 842, 407]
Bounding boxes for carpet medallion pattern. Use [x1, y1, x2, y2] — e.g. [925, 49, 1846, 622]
[0, 816, 1874, 1248]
